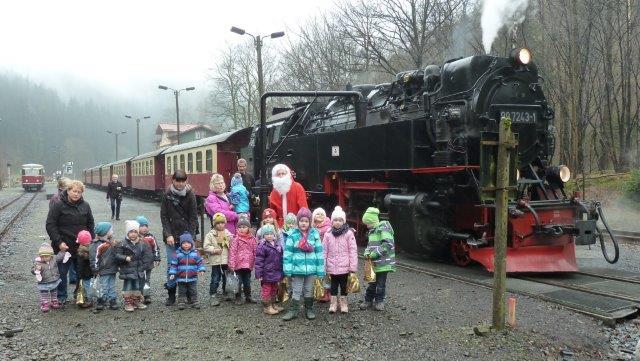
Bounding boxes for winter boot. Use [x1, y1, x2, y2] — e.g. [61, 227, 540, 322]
[143, 295, 152, 305]
[374, 301, 385, 311]
[339, 296, 349, 313]
[177, 297, 187, 310]
[123, 293, 135, 312]
[358, 300, 373, 310]
[328, 296, 338, 314]
[281, 299, 299, 321]
[40, 300, 50, 313]
[303, 298, 316, 320]
[94, 298, 106, 312]
[262, 301, 278, 315]
[234, 292, 244, 305]
[108, 299, 120, 310]
[244, 287, 256, 303]
[165, 285, 176, 306]
[134, 292, 147, 310]
[49, 291, 61, 309]
[190, 300, 201, 309]
[209, 294, 220, 306]
[271, 297, 284, 312]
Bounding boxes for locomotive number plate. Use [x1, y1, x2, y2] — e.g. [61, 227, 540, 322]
[500, 110, 537, 124]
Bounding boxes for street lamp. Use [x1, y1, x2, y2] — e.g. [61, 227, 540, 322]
[230, 26, 285, 98]
[125, 115, 151, 155]
[106, 130, 127, 160]
[158, 85, 195, 145]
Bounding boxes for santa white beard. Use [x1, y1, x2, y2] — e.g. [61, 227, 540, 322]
[273, 175, 292, 195]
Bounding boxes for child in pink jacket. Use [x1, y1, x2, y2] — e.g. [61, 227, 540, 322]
[229, 215, 257, 304]
[313, 207, 332, 240]
[322, 206, 358, 313]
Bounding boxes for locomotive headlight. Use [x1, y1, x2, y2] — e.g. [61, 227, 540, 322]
[546, 165, 571, 186]
[559, 165, 571, 182]
[511, 48, 532, 65]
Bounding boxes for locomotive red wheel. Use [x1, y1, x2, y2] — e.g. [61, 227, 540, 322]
[450, 239, 471, 267]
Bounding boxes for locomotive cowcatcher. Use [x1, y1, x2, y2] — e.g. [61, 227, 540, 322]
[253, 48, 611, 273]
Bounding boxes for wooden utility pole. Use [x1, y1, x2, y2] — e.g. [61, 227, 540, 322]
[492, 116, 515, 331]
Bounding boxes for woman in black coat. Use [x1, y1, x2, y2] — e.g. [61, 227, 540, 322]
[46, 180, 95, 304]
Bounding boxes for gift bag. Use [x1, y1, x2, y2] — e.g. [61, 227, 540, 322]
[227, 271, 240, 295]
[318, 275, 331, 302]
[91, 276, 102, 299]
[75, 279, 86, 305]
[346, 272, 361, 293]
[364, 259, 376, 283]
[277, 278, 289, 303]
[313, 277, 327, 301]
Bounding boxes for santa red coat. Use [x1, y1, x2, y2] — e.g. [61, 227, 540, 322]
[268, 181, 309, 227]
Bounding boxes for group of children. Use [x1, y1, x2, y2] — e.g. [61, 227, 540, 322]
[33, 216, 161, 313]
[33, 203, 396, 320]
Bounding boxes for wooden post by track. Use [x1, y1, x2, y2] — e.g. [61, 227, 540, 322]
[492, 116, 515, 331]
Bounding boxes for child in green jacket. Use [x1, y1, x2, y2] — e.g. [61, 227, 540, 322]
[359, 207, 396, 311]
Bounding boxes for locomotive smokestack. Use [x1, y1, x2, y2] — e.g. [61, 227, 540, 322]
[481, 0, 530, 53]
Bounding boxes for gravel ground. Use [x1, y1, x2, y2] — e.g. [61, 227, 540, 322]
[0, 187, 617, 360]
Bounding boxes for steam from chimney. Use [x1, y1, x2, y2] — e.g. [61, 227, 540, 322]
[481, 0, 530, 54]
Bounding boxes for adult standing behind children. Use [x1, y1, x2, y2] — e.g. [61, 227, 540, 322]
[46, 180, 95, 305]
[106, 174, 124, 220]
[205, 173, 238, 234]
[160, 170, 199, 306]
[268, 164, 308, 227]
[49, 177, 70, 209]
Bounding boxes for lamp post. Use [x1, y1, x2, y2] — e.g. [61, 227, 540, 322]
[158, 86, 195, 145]
[106, 130, 126, 160]
[230, 26, 285, 98]
[125, 115, 150, 155]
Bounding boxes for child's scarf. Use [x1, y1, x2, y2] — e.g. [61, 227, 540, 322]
[297, 230, 314, 252]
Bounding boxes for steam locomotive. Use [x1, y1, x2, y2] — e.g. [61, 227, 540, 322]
[254, 48, 615, 272]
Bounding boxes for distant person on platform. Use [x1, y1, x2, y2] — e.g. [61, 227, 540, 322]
[107, 174, 124, 220]
[160, 169, 199, 307]
[268, 164, 308, 227]
[49, 177, 70, 209]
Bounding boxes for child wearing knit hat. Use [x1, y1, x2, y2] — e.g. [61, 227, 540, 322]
[203, 212, 234, 306]
[169, 232, 206, 309]
[32, 243, 71, 312]
[254, 224, 284, 315]
[115, 220, 153, 312]
[359, 207, 396, 311]
[281, 207, 325, 321]
[229, 172, 250, 216]
[322, 206, 358, 314]
[229, 215, 258, 304]
[136, 215, 161, 305]
[282, 213, 297, 236]
[89, 222, 120, 311]
[257, 208, 282, 240]
[312, 208, 332, 240]
[75, 230, 95, 309]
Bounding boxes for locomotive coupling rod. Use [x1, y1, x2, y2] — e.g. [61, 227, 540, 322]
[259, 91, 367, 211]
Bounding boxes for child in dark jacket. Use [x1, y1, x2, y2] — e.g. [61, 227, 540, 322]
[75, 230, 94, 309]
[254, 224, 284, 315]
[116, 220, 153, 312]
[89, 222, 119, 311]
[32, 243, 71, 312]
[169, 233, 205, 309]
[136, 215, 160, 304]
[359, 207, 396, 311]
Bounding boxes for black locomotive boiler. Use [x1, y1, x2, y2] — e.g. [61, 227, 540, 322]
[253, 49, 615, 272]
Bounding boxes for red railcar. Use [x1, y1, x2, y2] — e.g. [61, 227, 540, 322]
[21, 164, 45, 191]
[131, 148, 167, 196]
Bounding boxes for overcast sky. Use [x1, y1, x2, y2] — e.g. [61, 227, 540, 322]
[0, 0, 335, 100]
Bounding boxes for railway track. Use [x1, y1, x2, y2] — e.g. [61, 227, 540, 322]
[0, 193, 38, 240]
[394, 257, 640, 325]
[611, 229, 640, 242]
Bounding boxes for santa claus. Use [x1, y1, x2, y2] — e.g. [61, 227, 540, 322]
[268, 163, 309, 226]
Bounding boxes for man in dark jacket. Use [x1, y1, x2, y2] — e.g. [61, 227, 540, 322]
[160, 170, 199, 306]
[45, 180, 95, 304]
[107, 174, 124, 220]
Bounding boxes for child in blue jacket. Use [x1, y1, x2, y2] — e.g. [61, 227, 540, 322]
[229, 173, 250, 216]
[169, 233, 205, 309]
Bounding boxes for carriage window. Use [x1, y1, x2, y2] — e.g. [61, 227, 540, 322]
[167, 158, 172, 175]
[206, 149, 213, 172]
[173, 156, 177, 173]
[187, 153, 193, 173]
[196, 151, 202, 173]
[150, 161, 154, 175]
[179, 154, 185, 171]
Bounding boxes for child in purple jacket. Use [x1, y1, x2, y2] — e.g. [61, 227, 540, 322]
[254, 224, 284, 315]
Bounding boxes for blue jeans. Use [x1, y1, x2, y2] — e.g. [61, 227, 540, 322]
[236, 269, 252, 293]
[81, 277, 94, 301]
[123, 278, 140, 292]
[365, 271, 389, 303]
[69, 265, 77, 283]
[165, 243, 178, 288]
[98, 274, 117, 301]
[209, 265, 228, 295]
[56, 257, 77, 301]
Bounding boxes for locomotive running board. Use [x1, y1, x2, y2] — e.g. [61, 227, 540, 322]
[469, 243, 578, 273]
